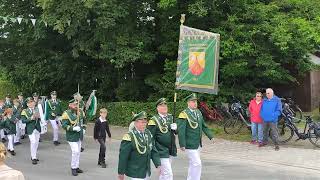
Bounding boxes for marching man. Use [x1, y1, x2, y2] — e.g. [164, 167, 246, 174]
[13, 99, 22, 145]
[147, 98, 177, 180]
[21, 98, 42, 165]
[61, 102, 86, 176]
[118, 111, 161, 180]
[17, 93, 27, 139]
[177, 93, 214, 180]
[4, 94, 13, 109]
[0, 100, 6, 143]
[45, 91, 63, 146]
[0, 108, 17, 156]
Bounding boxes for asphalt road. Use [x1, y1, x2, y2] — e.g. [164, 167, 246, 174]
[4, 126, 320, 180]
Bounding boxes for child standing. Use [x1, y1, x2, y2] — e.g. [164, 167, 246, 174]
[93, 108, 111, 168]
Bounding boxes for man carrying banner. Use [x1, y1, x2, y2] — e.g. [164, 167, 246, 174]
[177, 93, 214, 180]
[61, 102, 86, 176]
[147, 98, 177, 180]
[21, 98, 42, 165]
[45, 91, 63, 146]
[118, 111, 161, 180]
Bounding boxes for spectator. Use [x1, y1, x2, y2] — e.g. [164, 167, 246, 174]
[248, 91, 263, 146]
[260, 88, 282, 151]
[0, 142, 25, 180]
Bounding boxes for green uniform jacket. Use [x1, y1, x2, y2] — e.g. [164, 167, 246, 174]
[147, 114, 177, 158]
[0, 116, 16, 135]
[18, 99, 27, 109]
[21, 108, 41, 135]
[118, 128, 161, 179]
[45, 99, 63, 120]
[4, 100, 13, 109]
[13, 106, 21, 120]
[61, 109, 87, 142]
[0, 107, 4, 120]
[177, 108, 213, 149]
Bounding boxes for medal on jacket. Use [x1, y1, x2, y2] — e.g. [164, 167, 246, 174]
[154, 116, 169, 133]
[131, 128, 149, 155]
[187, 110, 199, 129]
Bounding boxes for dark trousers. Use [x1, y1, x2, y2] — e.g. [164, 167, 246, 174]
[263, 121, 279, 145]
[98, 138, 106, 162]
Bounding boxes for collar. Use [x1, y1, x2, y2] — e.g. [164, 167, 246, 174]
[158, 113, 167, 118]
[99, 117, 106, 122]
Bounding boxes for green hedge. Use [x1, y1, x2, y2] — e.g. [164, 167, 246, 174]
[98, 102, 186, 126]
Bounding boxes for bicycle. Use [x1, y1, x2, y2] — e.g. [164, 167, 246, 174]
[223, 99, 251, 134]
[280, 97, 303, 123]
[277, 110, 320, 147]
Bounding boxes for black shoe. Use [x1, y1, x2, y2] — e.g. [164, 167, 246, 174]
[32, 159, 37, 165]
[76, 168, 83, 173]
[71, 169, 78, 176]
[81, 147, 84, 152]
[39, 139, 42, 142]
[10, 150, 16, 156]
[100, 162, 107, 168]
[275, 145, 280, 151]
[31, 158, 39, 161]
[53, 141, 60, 146]
[21, 135, 25, 139]
[2, 138, 6, 143]
[14, 142, 21, 146]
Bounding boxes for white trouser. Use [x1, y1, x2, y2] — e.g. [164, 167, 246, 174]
[50, 119, 59, 141]
[68, 141, 81, 169]
[0, 129, 6, 139]
[14, 120, 21, 143]
[186, 148, 202, 180]
[159, 157, 173, 180]
[29, 129, 40, 159]
[7, 134, 14, 151]
[20, 122, 26, 136]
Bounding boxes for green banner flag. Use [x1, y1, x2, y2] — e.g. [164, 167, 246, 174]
[175, 25, 220, 94]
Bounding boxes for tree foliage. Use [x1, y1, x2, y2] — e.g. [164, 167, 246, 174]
[0, 0, 319, 102]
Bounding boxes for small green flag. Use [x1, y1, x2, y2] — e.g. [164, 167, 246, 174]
[175, 25, 220, 94]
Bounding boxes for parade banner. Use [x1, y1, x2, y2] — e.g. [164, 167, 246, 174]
[175, 25, 220, 94]
[85, 90, 97, 120]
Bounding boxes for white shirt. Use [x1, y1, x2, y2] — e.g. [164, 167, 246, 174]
[99, 117, 106, 123]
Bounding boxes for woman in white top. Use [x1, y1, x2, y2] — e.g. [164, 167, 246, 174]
[0, 142, 25, 180]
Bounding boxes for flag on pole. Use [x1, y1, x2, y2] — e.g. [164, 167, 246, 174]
[175, 24, 220, 94]
[85, 90, 97, 120]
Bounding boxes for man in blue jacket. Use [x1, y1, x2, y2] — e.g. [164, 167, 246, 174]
[260, 88, 282, 151]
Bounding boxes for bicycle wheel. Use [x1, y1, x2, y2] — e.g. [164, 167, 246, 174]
[224, 117, 243, 134]
[308, 129, 320, 148]
[277, 122, 294, 143]
[294, 106, 303, 123]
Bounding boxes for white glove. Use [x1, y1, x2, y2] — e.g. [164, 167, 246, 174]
[73, 126, 81, 132]
[170, 123, 177, 130]
[83, 129, 86, 135]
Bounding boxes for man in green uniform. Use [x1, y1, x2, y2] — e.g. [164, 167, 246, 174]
[0, 100, 6, 143]
[71, 92, 86, 152]
[17, 93, 27, 139]
[21, 98, 42, 165]
[45, 91, 63, 146]
[61, 102, 87, 176]
[177, 93, 214, 180]
[4, 94, 13, 109]
[147, 98, 177, 180]
[0, 108, 17, 156]
[118, 111, 161, 180]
